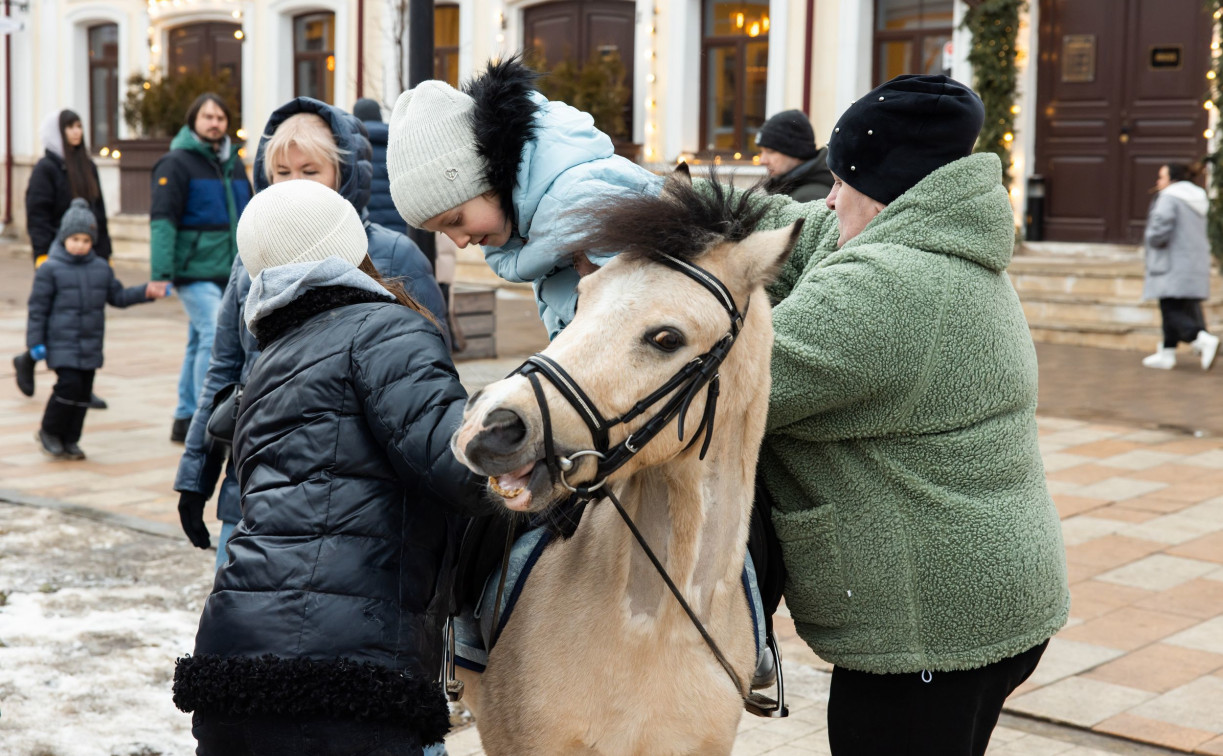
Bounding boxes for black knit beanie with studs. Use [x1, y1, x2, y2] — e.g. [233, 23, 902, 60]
[756, 110, 818, 160]
[826, 74, 985, 205]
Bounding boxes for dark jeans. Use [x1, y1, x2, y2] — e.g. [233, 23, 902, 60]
[827, 640, 1048, 756]
[1160, 298, 1207, 348]
[192, 712, 425, 756]
[41, 367, 95, 443]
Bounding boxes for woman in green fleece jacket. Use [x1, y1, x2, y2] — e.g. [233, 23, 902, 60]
[754, 75, 1069, 755]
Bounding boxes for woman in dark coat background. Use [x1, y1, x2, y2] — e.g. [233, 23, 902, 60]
[26, 110, 112, 266]
[172, 179, 490, 756]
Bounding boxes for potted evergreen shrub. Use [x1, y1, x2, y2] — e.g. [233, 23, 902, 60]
[535, 50, 640, 162]
[116, 68, 241, 214]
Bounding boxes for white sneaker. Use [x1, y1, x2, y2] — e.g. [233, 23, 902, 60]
[1142, 347, 1177, 370]
[1192, 331, 1219, 371]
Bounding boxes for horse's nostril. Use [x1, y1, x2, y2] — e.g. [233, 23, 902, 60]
[483, 408, 528, 449]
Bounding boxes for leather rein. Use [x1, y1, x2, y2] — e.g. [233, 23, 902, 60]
[509, 253, 761, 707]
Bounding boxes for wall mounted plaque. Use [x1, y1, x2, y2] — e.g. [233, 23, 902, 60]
[1062, 34, 1096, 83]
[1149, 46, 1183, 70]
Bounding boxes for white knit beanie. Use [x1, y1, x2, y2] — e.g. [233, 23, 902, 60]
[387, 81, 492, 228]
[237, 180, 368, 278]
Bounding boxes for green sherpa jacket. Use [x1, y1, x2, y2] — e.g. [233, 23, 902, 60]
[748, 152, 1069, 674]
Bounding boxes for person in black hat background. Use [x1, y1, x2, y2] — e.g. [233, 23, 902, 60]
[733, 74, 1070, 755]
[756, 109, 834, 202]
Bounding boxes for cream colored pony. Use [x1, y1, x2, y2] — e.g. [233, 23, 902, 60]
[451, 175, 801, 756]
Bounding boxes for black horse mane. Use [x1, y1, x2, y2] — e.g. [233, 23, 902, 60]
[570, 166, 772, 264]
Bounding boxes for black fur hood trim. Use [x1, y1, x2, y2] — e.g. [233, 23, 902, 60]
[172, 654, 451, 742]
[253, 286, 392, 350]
[464, 55, 542, 222]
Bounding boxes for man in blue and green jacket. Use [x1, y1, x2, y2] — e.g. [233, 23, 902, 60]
[149, 93, 252, 443]
[752, 75, 1070, 755]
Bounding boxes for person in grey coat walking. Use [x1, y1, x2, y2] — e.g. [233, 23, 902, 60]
[1141, 162, 1219, 371]
[22, 200, 165, 459]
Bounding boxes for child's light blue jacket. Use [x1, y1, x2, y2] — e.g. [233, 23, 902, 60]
[482, 91, 664, 339]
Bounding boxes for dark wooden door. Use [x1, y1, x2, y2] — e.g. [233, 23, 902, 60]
[168, 22, 243, 111]
[1035, 0, 1209, 244]
[524, 1, 635, 133]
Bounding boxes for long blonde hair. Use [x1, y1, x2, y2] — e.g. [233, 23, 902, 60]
[262, 112, 346, 188]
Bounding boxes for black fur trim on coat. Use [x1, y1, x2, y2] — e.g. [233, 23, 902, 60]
[464, 55, 542, 223]
[172, 654, 451, 743]
[253, 286, 392, 350]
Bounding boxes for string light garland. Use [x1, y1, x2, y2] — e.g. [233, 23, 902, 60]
[1205, 1, 1223, 264]
[961, 0, 1025, 188]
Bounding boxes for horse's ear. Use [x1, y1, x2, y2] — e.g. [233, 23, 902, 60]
[672, 161, 692, 185]
[737, 218, 805, 289]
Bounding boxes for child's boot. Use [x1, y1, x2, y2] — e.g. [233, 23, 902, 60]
[13, 352, 35, 396]
[36, 430, 66, 458]
[61, 441, 86, 460]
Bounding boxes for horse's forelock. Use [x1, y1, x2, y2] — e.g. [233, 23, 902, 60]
[568, 167, 771, 265]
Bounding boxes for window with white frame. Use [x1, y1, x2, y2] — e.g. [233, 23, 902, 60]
[294, 12, 336, 102]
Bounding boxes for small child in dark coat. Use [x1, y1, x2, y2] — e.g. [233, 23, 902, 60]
[18, 199, 166, 459]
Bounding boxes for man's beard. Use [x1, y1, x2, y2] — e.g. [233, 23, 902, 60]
[197, 129, 226, 145]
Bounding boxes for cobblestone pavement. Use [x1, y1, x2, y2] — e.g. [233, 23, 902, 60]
[1, 247, 1221, 753]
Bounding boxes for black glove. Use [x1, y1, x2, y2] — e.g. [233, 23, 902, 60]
[177, 492, 211, 549]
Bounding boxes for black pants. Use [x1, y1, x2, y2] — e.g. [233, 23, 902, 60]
[192, 712, 425, 756]
[827, 640, 1048, 756]
[41, 368, 95, 443]
[1160, 298, 1207, 348]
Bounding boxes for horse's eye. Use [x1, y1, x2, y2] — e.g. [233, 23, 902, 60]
[647, 328, 685, 352]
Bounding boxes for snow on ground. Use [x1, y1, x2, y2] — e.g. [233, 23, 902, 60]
[0, 503, 214, 756]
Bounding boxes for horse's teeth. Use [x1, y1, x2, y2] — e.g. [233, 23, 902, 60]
[489, 477, 525, 499]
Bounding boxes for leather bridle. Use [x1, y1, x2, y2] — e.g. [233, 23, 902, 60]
[512, 253, 747, 500]
[498, 253, 788, 717]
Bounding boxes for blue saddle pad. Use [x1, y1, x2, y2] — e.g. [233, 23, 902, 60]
[454, 526, 767, 673]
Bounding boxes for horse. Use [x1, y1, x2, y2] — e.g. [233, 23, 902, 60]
[450, 170, 803, 756]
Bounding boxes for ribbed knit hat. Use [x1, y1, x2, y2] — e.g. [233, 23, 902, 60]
[56, 198, 98, 244]
[386, 81, 491, 228]
[756, 110, 818, 160]
[237, 180, 368, 278]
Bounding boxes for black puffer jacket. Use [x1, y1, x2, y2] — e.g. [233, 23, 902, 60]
[26, 243, 149, 369]
[173, 279, 488, 742]
[25, 151, 112, 262]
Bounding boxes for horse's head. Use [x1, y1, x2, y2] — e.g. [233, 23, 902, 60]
[453, 169, 802, 514]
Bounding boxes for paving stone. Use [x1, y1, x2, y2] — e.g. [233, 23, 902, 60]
[1086, 505, 1160, 524]
[1053, 495, 1110, 519]
[1097, 450, 1182, 471]
[1183, 450, 1223, 469]
[1024, 638, 1125, 688]
[1060, 517, 1128, 547]
[1007, 677, 1156, 728]
[1091, 713, 1216, 751]
[1043, 453, 1096, 472]
[1069, 581, 1154, 622]
[1096, 555, 1221, 592]
[1134, 579, 1223, 620]
[1049, 464, 1131, 485]
[1061, 440, 1146, 459]
[1059, 607, 1200, 651]
[1065, 536, 1165, 569]
[1126, 463, 1216, 483]
[1166, 617, 1223, 656]
[1083, 643, 1223, 694]
[1168, 532, 1223, 564]
[1128, 676, 1223, 734]
[1075, 477, 1170, 503]
[1120, 512, 1223, 546]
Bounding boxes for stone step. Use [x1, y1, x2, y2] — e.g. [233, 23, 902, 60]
[1020, 292, 1223, 330]
[1027, 315, 1223, 350]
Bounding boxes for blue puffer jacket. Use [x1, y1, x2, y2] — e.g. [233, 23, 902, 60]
[174, 98, 449, 523]
[361, 119, 407, 234]
[476, 87, 664, 338]
[26, 243, 150, 370]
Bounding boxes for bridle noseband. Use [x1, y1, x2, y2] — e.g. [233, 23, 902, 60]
[513, 253, 747, 501]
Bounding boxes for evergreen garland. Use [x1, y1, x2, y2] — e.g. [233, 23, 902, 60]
[961, 0, 1026, 187]
[1206, 0, 1223, 264]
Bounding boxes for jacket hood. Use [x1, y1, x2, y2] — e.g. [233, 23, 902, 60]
[842, 152, 1015, 272]
[245, 257, 393, 334]
[1161, 181, 1209, 217]
[171, 125, 234, 163]
[465, 56, 543, 222]
[40, 113, 64, 159]
[48, 241, 95, 265]
[253, 97, 372, 214]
